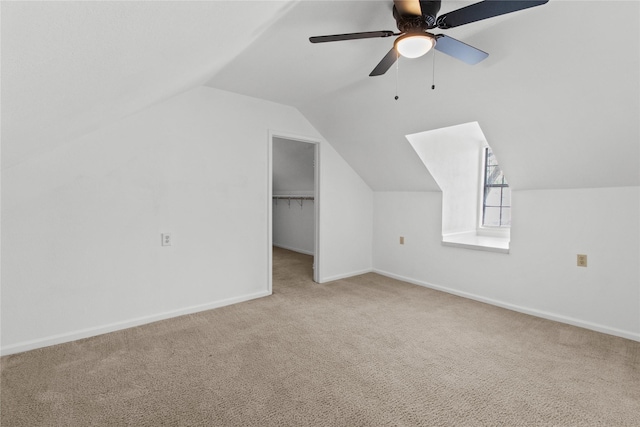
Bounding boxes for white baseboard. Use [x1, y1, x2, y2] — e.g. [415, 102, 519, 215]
[319, 268, 373, 283]
[272, 243, 314, 256]
[373, 269, 640, 342]
[1, 290, 271, 356]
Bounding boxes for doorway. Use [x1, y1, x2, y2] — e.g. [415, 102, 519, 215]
[268, 132, 320, 292]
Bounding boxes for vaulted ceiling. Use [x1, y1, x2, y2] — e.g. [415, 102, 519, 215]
[1, 0, 295, 168]
[3, 1, 639, 192]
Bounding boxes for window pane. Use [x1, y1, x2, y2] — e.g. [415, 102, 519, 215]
[485, 187, 502, 206]
[483, 207, 502, 227]
[482, 147, 510, 228]
[485, 166, 505, 186]
[486, 149, 498, 166]
[501, 187, 511, 207]
[501, 207, 511, 226]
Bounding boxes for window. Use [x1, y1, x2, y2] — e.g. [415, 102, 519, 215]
[482, 148, 511, 227]
[406, 122, 510, 253]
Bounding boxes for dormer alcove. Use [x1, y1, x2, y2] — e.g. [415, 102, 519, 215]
[406, 122, 510, 253]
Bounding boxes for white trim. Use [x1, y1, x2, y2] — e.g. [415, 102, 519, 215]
[319, 268, 373, 284]
[441, 231, 510, 253]
[0, 291, 271, 356]
[373, 269, 640, 342]
[268, 130, 321, 283]
[272, 243, 314, 256]
[313, 143, 320, 281]
[267, 132, 274, 294]
[441, 240, 509, 254]
[477, 226, 510, 238]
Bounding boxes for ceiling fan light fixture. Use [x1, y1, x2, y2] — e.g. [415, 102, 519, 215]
[394, 33, 435, 59]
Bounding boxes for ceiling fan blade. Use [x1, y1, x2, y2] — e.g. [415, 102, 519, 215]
[436, 0, 549, 29]
[309, 31, 395, 43]
[370, 48, 399, 76]
[393, 0, 421, 17]
[434, 35, 488, 65]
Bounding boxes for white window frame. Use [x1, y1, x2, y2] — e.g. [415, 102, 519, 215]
[477, 146, 510, 239]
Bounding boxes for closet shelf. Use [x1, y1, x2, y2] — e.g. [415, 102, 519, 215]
[272, 195, 314, 200]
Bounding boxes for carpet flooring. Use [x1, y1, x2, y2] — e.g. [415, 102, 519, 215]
[1, 247, 639, 426]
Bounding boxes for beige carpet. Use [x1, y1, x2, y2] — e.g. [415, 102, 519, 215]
[2, 247, 639, 426]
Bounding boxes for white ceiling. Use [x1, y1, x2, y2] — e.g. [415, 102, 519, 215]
[3, 1, 639, 192]
[1, 0, 295, 168]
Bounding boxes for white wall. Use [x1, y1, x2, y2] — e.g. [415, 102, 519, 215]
[318, 146, 373, 282]
[1, 86, 373, 354]
[272, 137, 314, 194]
[373, 187, 640, 341]
[272, 198, 315, 255]
[406, 122, 487, 235]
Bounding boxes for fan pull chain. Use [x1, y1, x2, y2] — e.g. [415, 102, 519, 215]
[395, 51, 400, 100]
[431, 50, 436, 90]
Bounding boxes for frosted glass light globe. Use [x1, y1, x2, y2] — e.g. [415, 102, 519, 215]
[395, 33, 435, 58]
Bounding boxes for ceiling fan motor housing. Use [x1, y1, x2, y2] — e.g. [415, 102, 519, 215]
[419, 0, 442, 26]
[393, 1, 441, 32]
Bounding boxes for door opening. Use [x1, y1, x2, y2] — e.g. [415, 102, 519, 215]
[268, 132, 320, 292]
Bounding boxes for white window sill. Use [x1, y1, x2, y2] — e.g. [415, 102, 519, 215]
[442, 231, 510, 254]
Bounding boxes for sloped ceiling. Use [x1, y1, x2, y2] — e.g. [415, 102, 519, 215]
[3, 1, 638, 192]
[1, 0, 296, 169]
[208, 0, 639, 191]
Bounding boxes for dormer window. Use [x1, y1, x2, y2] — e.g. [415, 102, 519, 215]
[406, 122, 510, 253]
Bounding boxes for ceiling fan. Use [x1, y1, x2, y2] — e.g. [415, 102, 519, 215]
[309, 0, 549, 76]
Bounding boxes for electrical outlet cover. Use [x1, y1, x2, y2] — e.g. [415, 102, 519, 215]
[577, 254, 587, 267]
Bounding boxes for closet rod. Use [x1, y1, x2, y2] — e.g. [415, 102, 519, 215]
[272, 196, 314, 200]
[272, 195, 314, 208]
